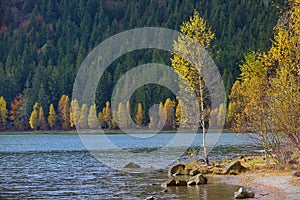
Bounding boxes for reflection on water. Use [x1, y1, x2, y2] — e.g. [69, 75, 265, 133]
[0, 133, 259, 199]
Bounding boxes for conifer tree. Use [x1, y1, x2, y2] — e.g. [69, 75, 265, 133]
[164, 98, 175, 130]
[0, 96, 8, 128]
[29, 102, 39, 130]
[39, 106, 47, 130]
[48, 104, 57, 129]
[78, 103, 88, 129]
[135, 103, 143, 127]
[88, 104, 98, 129]
[58, 95, 70, 130]
[97, 111, 105, 128]
[104, 101, 111, 130]
[117, 102, 127, 128]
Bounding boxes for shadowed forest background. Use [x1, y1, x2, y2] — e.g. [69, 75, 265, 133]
[0, 0, 283, 130]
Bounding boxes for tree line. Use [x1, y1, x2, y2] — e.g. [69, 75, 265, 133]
[0, 94, 225, 131]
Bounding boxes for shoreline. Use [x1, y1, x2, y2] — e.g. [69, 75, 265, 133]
[0, 129, 235, 135]
[211, 172, 300, 200]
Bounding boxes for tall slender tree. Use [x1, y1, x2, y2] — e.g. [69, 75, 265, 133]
[171, 10, 215, 165]
[48, 104, 57, 129]
[135, 103, 143, 127]
[58, 95, 70, 130]
[0, 96, 8, 129]
[29, 102, 39, 130]
[88, 104, 98, 129]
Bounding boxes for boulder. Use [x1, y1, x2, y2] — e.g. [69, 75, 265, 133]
[123, 162, 141, 168]
[161, 177, 188, 187]
[161, 177, 177, 187]
[168, 164, 186, 176]
[224, 161, 247, 174]
[234, 187, 255, 199]
[189, 169, 201, 176]
[187, 174, 207, 185]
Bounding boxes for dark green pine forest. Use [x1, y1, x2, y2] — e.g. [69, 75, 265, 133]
[0, 0, 282, 130]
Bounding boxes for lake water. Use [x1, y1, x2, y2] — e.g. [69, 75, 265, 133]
[0, 132, 260, 199]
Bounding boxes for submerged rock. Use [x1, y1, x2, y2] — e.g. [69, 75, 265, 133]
[187, 174, 207, 185]
[234, 187, 255, 199]
[123, 162, 141, 168]
[224, 161, 247, 174]
[145, 196, 154, 200]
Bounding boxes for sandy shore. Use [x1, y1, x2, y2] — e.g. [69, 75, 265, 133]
[214, 173, 300, 200]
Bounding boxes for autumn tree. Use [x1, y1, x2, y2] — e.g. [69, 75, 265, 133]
[88, 104, 98, 129]
[171, 10, 215, 165]
[9, 94, 23, 130]
[0, 96, 8, 129]
[104, 101, 112, 130]
[98, 111, 105, 128]
[125, 101, 132, 128]
[228, 1, 300, 165]
[135, 103, 143, 127]
[78, 103, 88, 129]
[117, 102, 127, 128]
[48, 104, 57, 129]
[70, 99, 80, 128]
[164, 98, 175, 130]
[58, 95, 70, 130]
[263, 0, 300, 163]
[227, 52, 271, 164]
[175, 100, 181, 128]
[158, 101, 166, 129]
[29, 102, 39, 130]
[39, 106, 48, 130]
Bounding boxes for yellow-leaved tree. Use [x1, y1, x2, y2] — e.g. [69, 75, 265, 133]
[135, 103, 143, 127]
[29, 102, 39, 130]
[48, 104, 57, 129]
[171, 10, 215, 165]
[0, 96, 8, 129]
[88, 104, 98, 129]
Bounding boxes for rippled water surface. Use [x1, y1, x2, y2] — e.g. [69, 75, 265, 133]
[0, 133, 260, 199]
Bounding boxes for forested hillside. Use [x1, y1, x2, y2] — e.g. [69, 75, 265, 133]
[0, 0, 281, 130]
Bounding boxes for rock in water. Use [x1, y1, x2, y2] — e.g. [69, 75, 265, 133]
[123, 162, 141, 168]
[234, 187, 255, 199]
[187, 174, 207, 185]
[189, 169, 201, 176]
[225, 160, 247, 174]
[161, 177, 177, 187]
[145, 196, 154, 200]
[168, 164, 186, 176]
